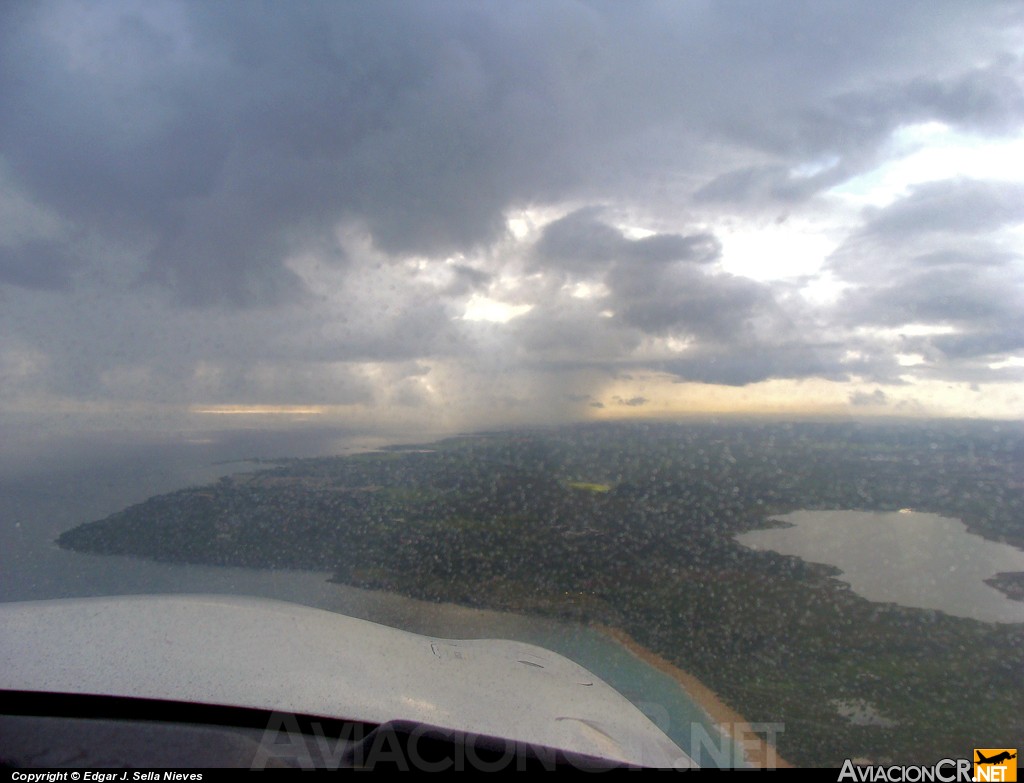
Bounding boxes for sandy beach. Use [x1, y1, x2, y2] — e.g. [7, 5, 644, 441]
[596, 625, 791, 769]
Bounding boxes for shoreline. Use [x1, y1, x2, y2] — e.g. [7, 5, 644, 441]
[312, 581, 794, 768]
[595, 624, 791, 769]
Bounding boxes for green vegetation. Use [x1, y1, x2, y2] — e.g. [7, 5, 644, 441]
[566, 481, 613, 492]
[58, 420, 1024, 766]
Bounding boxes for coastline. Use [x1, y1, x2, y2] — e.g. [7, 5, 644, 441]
[596, 624, 791, 769]
[310, 581, 793, 768]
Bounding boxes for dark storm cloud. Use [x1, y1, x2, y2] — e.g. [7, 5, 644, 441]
[929, 324, 1024, 360]
[509, 297, 641, 364]
[840, 267, 1022, 328]
[607, 260, 773, 341]
[827, 179, 1024, 331]
[694, 164, 839, 205]
[658, 342, 847, 387]
[532, 208, 635, 270]
[0, 0, 1022, 426]
[836, 260, 1024, 382]
[695, 56, 1024, 208]
[828, 178, 1024, 375]
[523, 207, 825, 385]
[0, 240, 78, 290]
[830, 61, 1024, 142]
[523, 206, 867, 386]
[516, 212, 856, 387]
[789, 60, 1024, 175]
[860, 180, 1024, 240]
[527, 208, 765, 349]
[614, 396, 647, 407]
[849, 389, 888, 407]
[0, 0, 571, 304]
[532, 208, 719, 273]
[2, 0, 1018, 306]
[443, 265, 493, 297]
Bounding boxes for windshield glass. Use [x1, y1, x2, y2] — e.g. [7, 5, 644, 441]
[2, 0, 1022, 770]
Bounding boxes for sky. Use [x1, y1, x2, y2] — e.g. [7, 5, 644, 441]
[2, 0, 1024, 444]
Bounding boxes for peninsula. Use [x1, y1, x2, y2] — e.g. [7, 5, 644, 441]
[58, 420, 1024, 766]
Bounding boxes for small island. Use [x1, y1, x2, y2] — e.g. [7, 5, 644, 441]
[59, 420, 1024, 766]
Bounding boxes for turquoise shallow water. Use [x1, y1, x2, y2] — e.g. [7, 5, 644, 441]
[305, 588, 747, 768]
[506, 623, 752, 768]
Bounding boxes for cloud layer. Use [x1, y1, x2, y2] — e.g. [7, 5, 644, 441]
[2, 0, 1023, 432]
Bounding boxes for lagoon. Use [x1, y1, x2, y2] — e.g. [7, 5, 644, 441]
[736, 510, 1024, 624]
